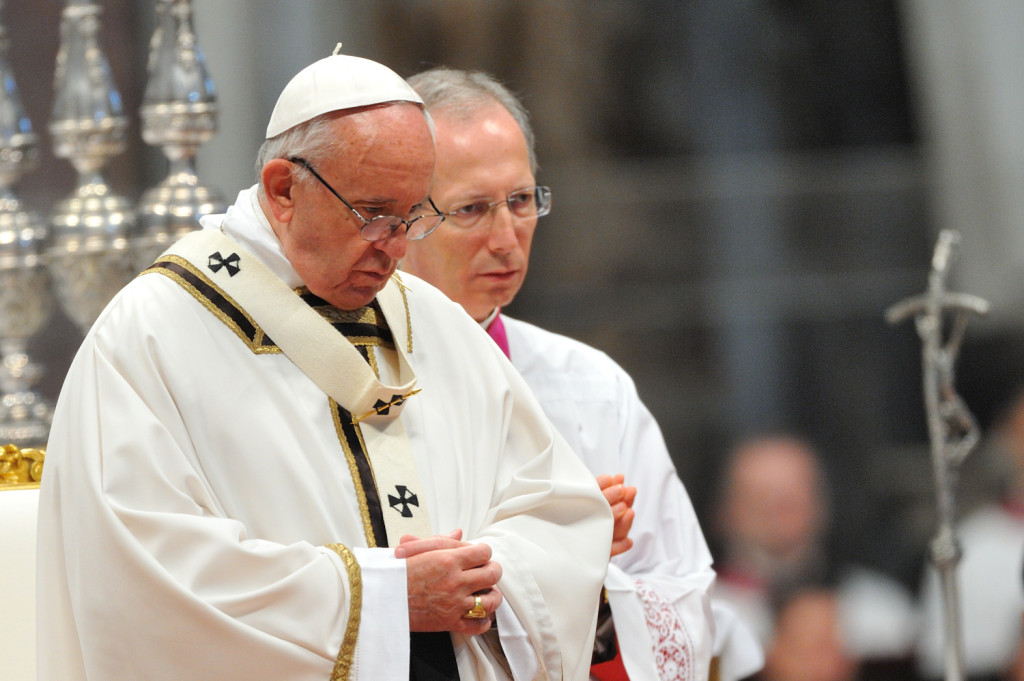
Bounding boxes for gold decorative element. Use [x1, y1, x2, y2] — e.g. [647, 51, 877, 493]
[389, 272, 410, 292]
[463, 595, 487, 620]
[391, 272, 414, 354]
[324, 542, 362, 681]
[0, 444, 45, 489]
[309, 302, 381, 327]
[350, 389, 421, 424]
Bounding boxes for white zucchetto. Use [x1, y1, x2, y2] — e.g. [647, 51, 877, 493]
[265, 46, 423, 139]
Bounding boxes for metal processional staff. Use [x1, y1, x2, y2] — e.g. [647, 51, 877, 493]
[886, 229, 990, 681]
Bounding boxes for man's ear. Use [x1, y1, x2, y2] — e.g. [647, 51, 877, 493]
[261, 158, 297, 223]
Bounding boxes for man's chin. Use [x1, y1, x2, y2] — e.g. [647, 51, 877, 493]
[322, 281, 389, 311]
[468, 289, 517, 320]
[489, 281, 521, 307]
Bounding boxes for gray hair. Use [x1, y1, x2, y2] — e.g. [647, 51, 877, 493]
[254, 113, 342, 190]
[407, 67, 538, 173]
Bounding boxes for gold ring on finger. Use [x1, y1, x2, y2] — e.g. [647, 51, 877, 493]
[463, 595, 487, 619]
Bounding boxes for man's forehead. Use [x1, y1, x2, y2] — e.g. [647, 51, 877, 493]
[433, 100, 516, 128]
[432, 107, 527, 158]
[325, 152, 433, 210]
[332, 102, 433, 145]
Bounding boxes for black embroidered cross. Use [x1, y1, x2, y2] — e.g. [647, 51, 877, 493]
[388, 485, 419, 518]
[208, 251, 241, 276]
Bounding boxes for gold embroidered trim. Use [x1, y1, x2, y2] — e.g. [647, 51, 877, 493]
[391, 272, 414, 354]
[323, 542, 362, 681]
[313, 305, 381, 327]
[144, 255, 281, 355]
[331, 399, 377, 547]
[365, 346, 380, 378]
[345, 336, 394, 350]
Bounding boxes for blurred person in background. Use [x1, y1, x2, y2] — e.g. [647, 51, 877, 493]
[401, 66, 764, 681]
[756, 586, 860, 681]
[712, 434, 918, 680]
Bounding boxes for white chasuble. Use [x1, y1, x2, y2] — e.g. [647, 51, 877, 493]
[36, 185, 612, 681]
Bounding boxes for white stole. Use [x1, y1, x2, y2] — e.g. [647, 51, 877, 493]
[160, 228, 433, 544]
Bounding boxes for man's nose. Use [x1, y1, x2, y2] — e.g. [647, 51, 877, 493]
[374, 229, 408, 259]
[487, 204, 518, 252]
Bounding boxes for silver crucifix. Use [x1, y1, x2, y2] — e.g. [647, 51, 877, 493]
[886, 229, 990, 681]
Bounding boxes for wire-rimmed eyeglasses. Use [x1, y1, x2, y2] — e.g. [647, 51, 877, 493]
[440, 186, 552, 229]
[289, 157, 445, 242]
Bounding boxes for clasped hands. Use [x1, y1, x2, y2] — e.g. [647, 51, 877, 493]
[396, 529, 502, 635]
[396, 473, 636, 634]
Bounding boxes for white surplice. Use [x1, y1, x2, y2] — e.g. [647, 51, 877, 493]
[36, 186, 612, 681]
[500, 315, 721, 681]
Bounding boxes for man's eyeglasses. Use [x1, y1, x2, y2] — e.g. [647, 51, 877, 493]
[440, 186, 552, 229]
[289, 157, 445, 242]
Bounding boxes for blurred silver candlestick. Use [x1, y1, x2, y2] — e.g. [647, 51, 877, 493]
[0, 0, 54, 447]
[136, 0, 224, 268]
[47, 0, 136, 334]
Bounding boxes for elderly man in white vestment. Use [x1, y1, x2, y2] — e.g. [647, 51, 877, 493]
[35, 50, 613, 681]
[401, 68, 760, 681]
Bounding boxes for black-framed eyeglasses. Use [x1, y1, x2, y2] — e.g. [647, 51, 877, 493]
[440, 186, 552, 229]
[289, 157, 445, 242]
